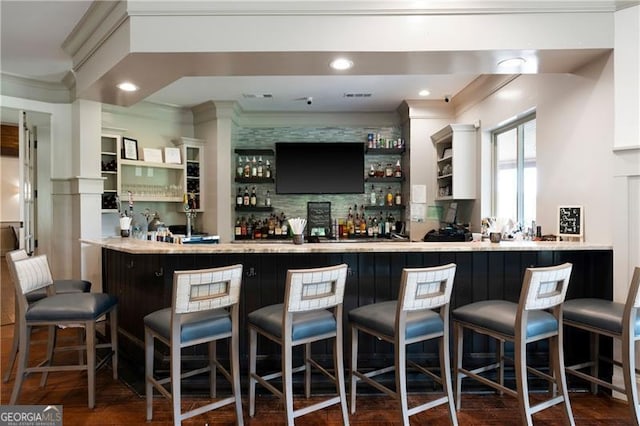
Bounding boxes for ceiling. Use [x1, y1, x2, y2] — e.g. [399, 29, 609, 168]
[0, 1, 633, 113]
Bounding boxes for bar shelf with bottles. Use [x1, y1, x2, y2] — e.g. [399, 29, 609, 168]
[234, 212, 291, 240]
[234, 149, 274, 183]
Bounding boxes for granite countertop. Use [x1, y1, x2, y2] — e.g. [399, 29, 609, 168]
[82, 237, 612, 254]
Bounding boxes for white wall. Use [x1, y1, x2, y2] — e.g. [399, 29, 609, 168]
[456, 53, 614, 243]
[0, 156, 20, 221]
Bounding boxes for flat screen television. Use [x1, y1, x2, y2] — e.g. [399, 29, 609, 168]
[276, 142, 364, 194]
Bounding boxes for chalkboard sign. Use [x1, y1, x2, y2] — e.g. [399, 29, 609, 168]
[558, 205, 584, 241]
[307, 202, 332, 237]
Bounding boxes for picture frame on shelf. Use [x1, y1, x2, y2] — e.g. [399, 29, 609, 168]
[122, 137, 138, 160]
[164, 147, 181, 164]
[143, 148, 163, 163]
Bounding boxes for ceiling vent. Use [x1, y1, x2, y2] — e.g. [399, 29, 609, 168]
[343, 93, 372, 98]
[242, 94, 273, 98]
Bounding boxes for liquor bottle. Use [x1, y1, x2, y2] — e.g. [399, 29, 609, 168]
[389, 213, 396, 233]
[250, 186, 257, 206]
[394, 160, 402, 178]
[370, 185, 377, 206]
[236, 187, 243, 206]
[265, 160, 272, 178]
[243, 157, 251, 177]
[386, 186, 393, 206]
[378, 188, 384, 206]
[240, 217, 247, 237]
[257, 156, 264, 177]
[243, 186, 250, 206]
[385, 163, 394, 177]
[368, 164, 376, 177]
[234, 218, 242, 237]
[236, 156, 244, 177]
[265, 190, 271, 207]
[395, 190, 402, 205]
[251, 156, 257, 177]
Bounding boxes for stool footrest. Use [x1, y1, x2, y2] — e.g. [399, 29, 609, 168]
[565, 367, 626, 394]
[530, 395, 566, 415]
[458, 367, 518, 398]
[353, 370, 397, 399]
[407, 360, 442, 385]
[407, 396, 450, 416]
[181, 396, 236, 422]
[293, 396, 341, 418]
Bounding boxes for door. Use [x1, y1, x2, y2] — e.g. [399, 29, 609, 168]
[18, 111, 36, 254]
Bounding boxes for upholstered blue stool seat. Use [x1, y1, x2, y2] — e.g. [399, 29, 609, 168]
[563, 298, 640, 336]
[349, 300, 444, 339]
[248, 303, 336, 341]
[26, 279, 92, 303]
[144, 307, 231, 342]
[452, 300, 558, 338]
[25, 293, 117, 322]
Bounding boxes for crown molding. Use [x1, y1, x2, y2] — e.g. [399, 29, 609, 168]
[0, 73, 73, 104]
[125, 1, 635, 16]
[62, 0, 129, 72]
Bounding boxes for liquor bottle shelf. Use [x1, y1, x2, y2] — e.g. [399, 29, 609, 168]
[234, 149, 275, 156]
[365, 176, 404, 182]
[364, 205, 405, 211]
[235, 206, 273, 212]
[235, 177, 275, 183]
[364, 147, 405, 155]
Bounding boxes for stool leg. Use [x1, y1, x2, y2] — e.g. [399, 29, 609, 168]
[622, 335, 639, 426]
[2, 300, 20, 383]
[282, 338, 295, 426]
[395, 339, 409, 425]
[86, 320, 96, 409]
[590, 332, 599, 395]
[453, 322, 463, 411]
[145, 328, 154, 421]
[304, 342, 311, 398]
[9, 323, 30, 405]
[334, 326, 349, 425]
[230, 327, 244, 426]
[551, 333, 575, 426]
[497, 339, 504, 396]
[514, 334, 533, 426]
[440, 333, 458, 426]
[249, 327, 257, 417]
[171, 335, 182, 426]
[110, 307, 118, 379]
[209, 340, 217, 398]
[39, 325, 56, 387]
[350, 326, 358, 414]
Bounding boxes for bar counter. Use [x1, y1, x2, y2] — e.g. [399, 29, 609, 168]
[86, 237, 613, 392]
[87, 237, 611, 254]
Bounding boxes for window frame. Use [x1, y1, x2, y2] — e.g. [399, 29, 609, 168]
[491, 112, 536, 224]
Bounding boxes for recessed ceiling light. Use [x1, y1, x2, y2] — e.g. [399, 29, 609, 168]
[117, 82, 139, 92]
[330, 58, 353, 71]
[497, 57, 526, 68]
[418, 89, 431, 97]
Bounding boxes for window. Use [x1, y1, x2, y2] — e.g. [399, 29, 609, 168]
[492, 114, 536, 227]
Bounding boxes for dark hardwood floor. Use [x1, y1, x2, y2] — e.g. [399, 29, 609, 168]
[0, 324, 634, 425]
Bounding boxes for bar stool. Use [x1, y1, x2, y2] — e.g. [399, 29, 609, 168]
[563, 266, 640, 425]
[144, 264, 244, 426]
[3, 249, 92, 383]
[8, 254, 118, 408]
[248, 263, 349, 425]
[349, 263, 458, 425]
[452, 263, 574, 426]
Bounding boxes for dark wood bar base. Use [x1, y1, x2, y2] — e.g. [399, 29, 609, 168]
[101, 247, 613, 394]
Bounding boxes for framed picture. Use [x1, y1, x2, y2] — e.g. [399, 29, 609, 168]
[164, 147, 181, 164]
[558, 205, 584, 241]
[122, 137, 138, 160]
[143, 148, 163, 163]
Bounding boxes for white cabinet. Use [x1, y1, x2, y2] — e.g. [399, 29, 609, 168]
[101, 133, 205, 209]
[101, 134, 120, 211]
[431, 124, 476, 200]
[173, 137, 205, 211]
